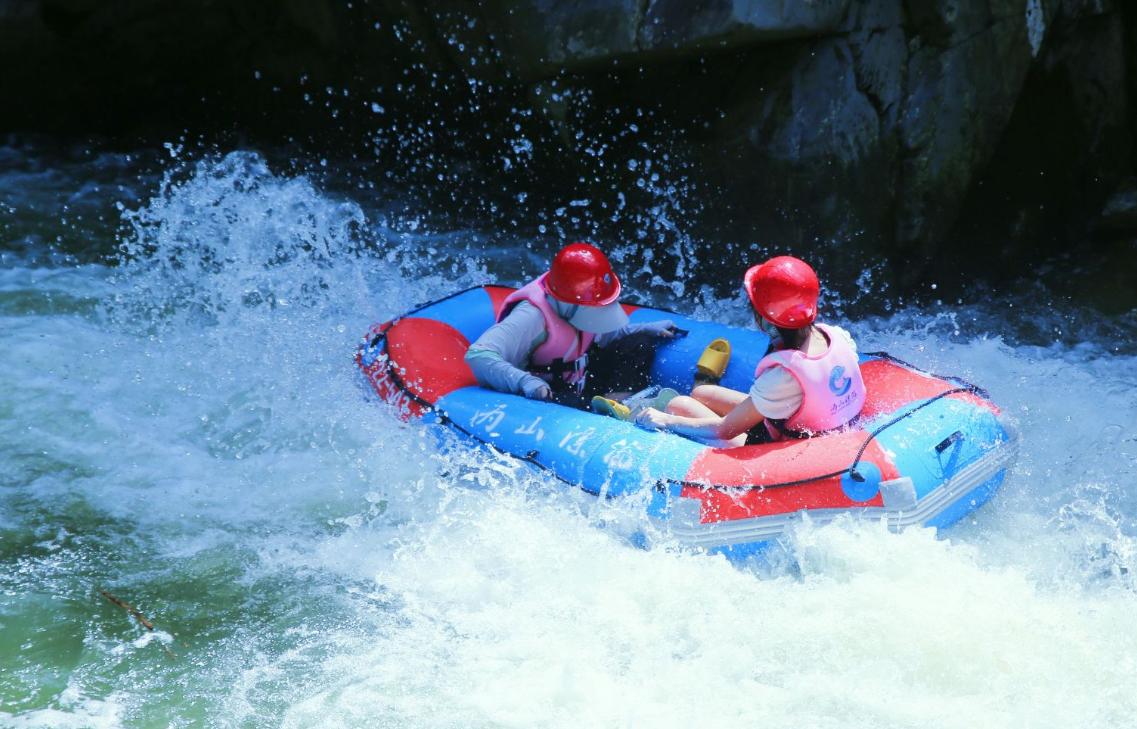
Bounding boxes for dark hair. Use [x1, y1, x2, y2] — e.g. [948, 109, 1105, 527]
[777, 324, 811, 351]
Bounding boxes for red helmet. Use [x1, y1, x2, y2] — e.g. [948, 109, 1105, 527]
[743, 256, 819, 328]
[545, 242, 621, 306]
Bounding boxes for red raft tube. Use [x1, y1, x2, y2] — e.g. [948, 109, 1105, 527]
[356, 286, 1020, 560]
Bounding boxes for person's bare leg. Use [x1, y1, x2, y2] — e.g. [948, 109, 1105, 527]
[664, 394, 747, 448]
[665, 395, 715, 418]
[690, 384, 749, 416]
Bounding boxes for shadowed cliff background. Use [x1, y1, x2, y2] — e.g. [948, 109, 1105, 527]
[2, 0, 1135, 311]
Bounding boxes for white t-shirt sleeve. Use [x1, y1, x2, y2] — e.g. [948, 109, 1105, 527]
[748, 365, 803, 420]
[825, 324, 857, 354]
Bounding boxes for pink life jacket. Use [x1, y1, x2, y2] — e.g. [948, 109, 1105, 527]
[753, 323, 866, 439]
[498, 273, 595, 392]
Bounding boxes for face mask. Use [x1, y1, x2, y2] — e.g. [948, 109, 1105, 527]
[547, 295, 577, 320]
[557, 301, 593, 330]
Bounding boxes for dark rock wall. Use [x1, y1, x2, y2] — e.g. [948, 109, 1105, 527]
[949, 0, 1135, 309]
[2, 0, 1134, 304]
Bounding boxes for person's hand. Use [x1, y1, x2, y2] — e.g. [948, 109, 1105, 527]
[636, 407, 671, 430]
[649, 319, 677, 338]
[522, 380, 552, 400]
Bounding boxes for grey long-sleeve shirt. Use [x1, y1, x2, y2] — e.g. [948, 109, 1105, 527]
[464, 300, 668, 397]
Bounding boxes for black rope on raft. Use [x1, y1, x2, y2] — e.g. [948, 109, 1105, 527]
[862, 351, 989, 400]
[663, 386, 977, 493]
[846, 386, 971, 481]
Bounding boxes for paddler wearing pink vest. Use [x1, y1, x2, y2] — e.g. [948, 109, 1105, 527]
[636, 255, 866, 448]
[465, 242, 680, 407]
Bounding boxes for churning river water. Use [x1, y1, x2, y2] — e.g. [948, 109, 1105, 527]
[2, 138, 1137, 728]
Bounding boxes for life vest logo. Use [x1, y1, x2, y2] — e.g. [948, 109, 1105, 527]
[829, 366, 852, 396]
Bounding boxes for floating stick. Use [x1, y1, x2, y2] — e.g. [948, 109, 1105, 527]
[99, 590, 176, 661]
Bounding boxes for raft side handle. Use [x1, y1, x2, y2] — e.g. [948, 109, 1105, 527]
[935, 430, 963, 454]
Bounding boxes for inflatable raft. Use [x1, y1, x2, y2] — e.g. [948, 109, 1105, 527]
[356, 285, 1019, 559]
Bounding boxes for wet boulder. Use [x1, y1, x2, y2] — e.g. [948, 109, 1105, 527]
[479, 0, 642, 78]
[478, 0, 856, 80]
[947, 0, 1133, 281]
[639, 0, 853, 51]
[479, 0, 1066, 284]
[893, 4, 1035, 266]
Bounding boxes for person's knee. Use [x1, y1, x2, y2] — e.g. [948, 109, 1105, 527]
[691, 384, 724, 405]
[691, 384, 715, 399]
[666, 395, 697, 415]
